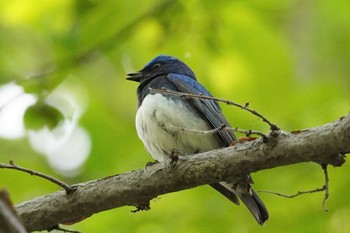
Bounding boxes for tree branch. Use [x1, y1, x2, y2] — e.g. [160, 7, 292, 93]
[258, 164, 330, 211]
[0, 161, 75, 194]
[149, 88, 280, 131]
[0, 190, 27, 233]
[14, 112, 350, 232]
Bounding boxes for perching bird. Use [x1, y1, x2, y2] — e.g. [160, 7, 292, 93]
[127, 55, 269, 224]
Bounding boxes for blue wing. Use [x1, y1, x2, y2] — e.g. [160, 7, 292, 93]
[166, 74, 269, 223]
[167, 73, 236, 146]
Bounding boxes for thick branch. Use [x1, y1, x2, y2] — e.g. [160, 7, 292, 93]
[16, 112, 350, 232]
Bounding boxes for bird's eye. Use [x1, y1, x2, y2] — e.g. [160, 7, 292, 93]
[152, 63, 161, 70]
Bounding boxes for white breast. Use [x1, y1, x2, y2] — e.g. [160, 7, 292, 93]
[136, 93, 221, 162]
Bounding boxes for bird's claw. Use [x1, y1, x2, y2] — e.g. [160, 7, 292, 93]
[170, 149, 180, 166]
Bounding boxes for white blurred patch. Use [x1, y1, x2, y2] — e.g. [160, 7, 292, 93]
[29, 78, 91, 175]
[0, 82, 37, 139]
[28, 122, 91, 176]
[0, 79, 91, 176]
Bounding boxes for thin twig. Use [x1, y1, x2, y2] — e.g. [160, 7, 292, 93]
[152, 109, 268, 140]
[0, 161, 76, 194]
[258, 187, 326, 198]
[160, 121, 267, 140]
[321, 164, 329, 212]
[259, 164, 330, 212]
[229, 127, 268, 140]
[149, 88, 280, 132]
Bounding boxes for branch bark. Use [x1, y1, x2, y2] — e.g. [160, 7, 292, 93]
[15, 112, 350, 232]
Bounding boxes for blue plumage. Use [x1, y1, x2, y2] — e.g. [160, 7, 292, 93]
[127, 55, 268, 224]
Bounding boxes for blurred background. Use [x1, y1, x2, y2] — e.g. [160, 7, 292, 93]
[0, 0, 349, 232]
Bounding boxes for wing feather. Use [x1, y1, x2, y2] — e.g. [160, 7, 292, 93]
[167, 73, 236, 146]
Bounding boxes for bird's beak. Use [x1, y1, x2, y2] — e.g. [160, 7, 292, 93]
[126, 72, 143, 82]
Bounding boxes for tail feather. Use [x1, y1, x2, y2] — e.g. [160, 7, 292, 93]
[210, 183, 240, 205]
[238, 188, 269, 225]
[211, 181, 269, 225]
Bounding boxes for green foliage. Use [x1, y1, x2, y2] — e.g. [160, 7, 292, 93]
[24, 102, 64, 130]
[0, 0, 349, 232]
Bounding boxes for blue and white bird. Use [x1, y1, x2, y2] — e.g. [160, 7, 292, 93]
[127, 55, 269, 224]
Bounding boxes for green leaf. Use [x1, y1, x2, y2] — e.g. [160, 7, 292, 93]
[24, 102, 64, 130]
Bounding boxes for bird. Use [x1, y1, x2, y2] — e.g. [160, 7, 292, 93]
[126, 55, 269, 224]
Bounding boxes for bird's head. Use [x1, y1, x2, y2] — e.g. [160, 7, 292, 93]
[127, 55, 196, 82]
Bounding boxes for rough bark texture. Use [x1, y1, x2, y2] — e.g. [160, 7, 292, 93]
[15, 112, 350, 232]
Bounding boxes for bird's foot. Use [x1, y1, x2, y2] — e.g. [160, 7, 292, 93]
[169, 148, 180, 166]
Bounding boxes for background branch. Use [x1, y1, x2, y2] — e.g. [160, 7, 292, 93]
[0, 190, 27, 233]
[14, 112, 350, 232]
